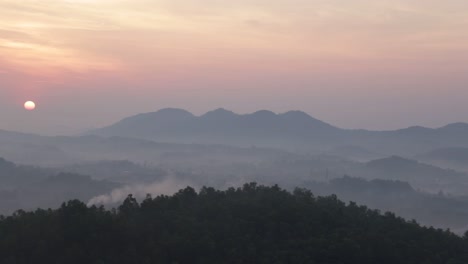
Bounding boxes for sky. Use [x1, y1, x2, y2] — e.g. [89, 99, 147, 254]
[1, 0, 468, 135]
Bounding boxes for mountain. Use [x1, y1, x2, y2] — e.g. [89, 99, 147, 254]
[90, 108, 468, 155]
[90, 108, 343, 149]
[4, 107, 468, 167]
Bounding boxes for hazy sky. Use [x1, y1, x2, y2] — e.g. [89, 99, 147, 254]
[1, 0, 468, 135]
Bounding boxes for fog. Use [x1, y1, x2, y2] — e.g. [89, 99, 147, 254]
[88, 178, 195, 206]
[2, 108, 468, 234]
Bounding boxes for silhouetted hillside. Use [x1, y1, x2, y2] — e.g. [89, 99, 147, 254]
[0, 158, 118, 214]
[1, 184, 468, 264]
[303, 176, 468, 231]
[362, 156, 468, 193]
[0, 158, 50, 188]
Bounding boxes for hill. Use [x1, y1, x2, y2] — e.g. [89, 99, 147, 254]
[420, 147, 468, 163]
[303, 176, 468, 232]
[0, 158, 118, 214]
[417, 147, 468, 172]
[0, 183, 467, 263]
[361, 156, 468, 194]
[0, 129, 289, 168]
[4, 108, 468, 162]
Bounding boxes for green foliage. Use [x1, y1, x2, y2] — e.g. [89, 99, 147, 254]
[0, 183, 467, 264]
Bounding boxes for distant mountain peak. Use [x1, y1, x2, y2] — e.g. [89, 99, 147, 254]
[89, 107, 344, 145]
[281, 110, 316, 120]
[212, 108, 231, 112]
[250, 110, 277, 118]
[439, 122, 468, 131]
[402, 126, 431, 131]
[154, 108, 194, 117]
[121, 108, 194, 123]
[282, 110, 309, 116]
[201, 108, 237, 119]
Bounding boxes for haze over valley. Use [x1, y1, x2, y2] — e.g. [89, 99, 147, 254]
[2, 108, 468, 235]
[2, 1, 468, 262]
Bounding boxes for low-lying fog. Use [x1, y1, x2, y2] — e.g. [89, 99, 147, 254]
[2, 109, 468, 233]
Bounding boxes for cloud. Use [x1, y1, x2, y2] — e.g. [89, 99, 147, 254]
[1, 0, 467, 76]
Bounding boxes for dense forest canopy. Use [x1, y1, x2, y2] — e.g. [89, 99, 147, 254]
[1, 183, 467, 264]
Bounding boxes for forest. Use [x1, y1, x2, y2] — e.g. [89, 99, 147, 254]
[0, 183, 467, 264]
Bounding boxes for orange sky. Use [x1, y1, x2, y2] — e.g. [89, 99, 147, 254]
[1, 0, 468, 134]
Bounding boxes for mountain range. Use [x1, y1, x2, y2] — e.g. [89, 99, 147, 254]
[89, 108, 468, 155]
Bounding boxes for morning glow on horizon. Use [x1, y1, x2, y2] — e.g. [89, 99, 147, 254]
[1, 0, 468, 134]
[2, 2, 468, 261]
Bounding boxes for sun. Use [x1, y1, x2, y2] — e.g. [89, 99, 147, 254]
[24, 101, 36, 111]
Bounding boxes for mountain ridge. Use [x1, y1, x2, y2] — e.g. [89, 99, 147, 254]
[89, 108, 342, 147]
[3, 108, 468, 156]
[92, 108, 468, 133]
[88, 108, 468, 153]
